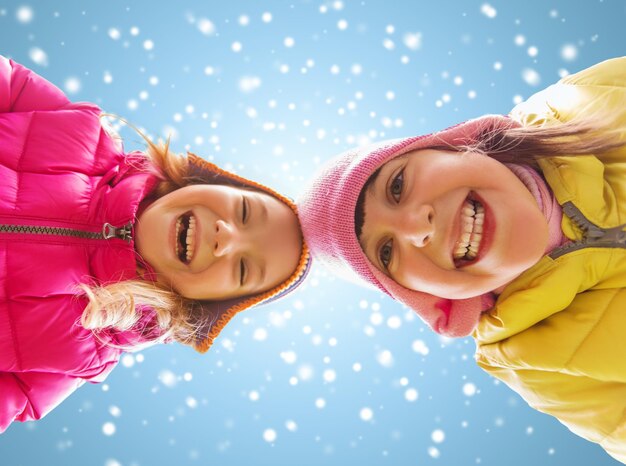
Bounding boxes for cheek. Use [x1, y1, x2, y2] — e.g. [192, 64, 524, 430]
[136, 213, 160, 261]
[396, 253, 432, 291]
[396, 253, 466, 297]
[139, 203, 169, 236]
[175, 263, 235, 300]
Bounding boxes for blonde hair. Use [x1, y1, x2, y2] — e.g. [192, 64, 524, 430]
[80, 136, 207, 350]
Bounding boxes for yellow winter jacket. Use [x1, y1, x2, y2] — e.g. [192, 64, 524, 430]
[474, 57, 626, 463]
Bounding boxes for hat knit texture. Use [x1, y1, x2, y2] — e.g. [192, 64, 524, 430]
[186, 153, 311, 353]
[297, 115, 523, 338]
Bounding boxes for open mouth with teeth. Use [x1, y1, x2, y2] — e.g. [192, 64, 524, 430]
[175, 212, 196, 264]
[453, 196, 484, 267]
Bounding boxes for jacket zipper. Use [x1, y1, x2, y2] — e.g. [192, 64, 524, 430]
[549, 202, 626, 259]
[0, 221, 133, 242]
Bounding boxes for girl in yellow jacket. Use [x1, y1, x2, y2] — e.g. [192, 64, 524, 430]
[298, 57, 626, 463]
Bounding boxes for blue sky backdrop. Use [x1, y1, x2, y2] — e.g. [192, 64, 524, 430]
[1, 1, 625, 465]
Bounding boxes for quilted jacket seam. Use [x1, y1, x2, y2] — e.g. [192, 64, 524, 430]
[13, 114, 34, 213]
[5, 255, 23, 371]
[563, 288, 619, 372]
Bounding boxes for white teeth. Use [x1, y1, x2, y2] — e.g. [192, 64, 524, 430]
[453, 199, 485, 261]
[186, 215, 196, 261]
[175, 217, 182, 257]
[454, 245, 467, 256]
[175, 214, 196, 263]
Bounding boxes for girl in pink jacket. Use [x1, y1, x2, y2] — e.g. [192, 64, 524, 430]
[0, 56, 310, 432]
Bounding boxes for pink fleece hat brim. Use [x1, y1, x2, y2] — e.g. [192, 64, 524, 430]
[298, 115, 517, 337]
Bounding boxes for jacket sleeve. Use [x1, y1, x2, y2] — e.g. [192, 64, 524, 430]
[476, 358, 626, 464]
[0, 371, 85, 433]
[510, 56, 626, 129]
[476, 283, 626, 464]
[0, 55, 70, 112]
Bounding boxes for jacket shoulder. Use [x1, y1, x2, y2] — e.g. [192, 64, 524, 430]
[476, 284, 626, 462]
[560, 56, 626, 87]
[509, 56, 626, 128]
[0, 56, 70, 112]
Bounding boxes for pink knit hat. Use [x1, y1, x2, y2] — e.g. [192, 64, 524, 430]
[298, 115, 517, 337]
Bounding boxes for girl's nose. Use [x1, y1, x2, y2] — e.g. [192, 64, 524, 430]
[400, 205, 435, 248]
[213, 219, 239, 257]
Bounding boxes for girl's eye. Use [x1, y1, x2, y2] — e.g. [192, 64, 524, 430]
[239, 258, 247, 286]
[389, 169, 404, 202]
[241, 196, 248, 224]
[379, 239, 393, 270]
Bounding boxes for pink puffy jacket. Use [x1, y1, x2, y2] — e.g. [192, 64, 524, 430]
[0, 56, 160, 432]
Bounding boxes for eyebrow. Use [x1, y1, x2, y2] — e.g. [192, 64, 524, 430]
[355, 166, 383, 239]
[258, 259, 267, 290]
[361, 163, 396, 273]
[256, 196, 268, 289]
[360, 192, 380, 270]
[259, 196, 268, 223]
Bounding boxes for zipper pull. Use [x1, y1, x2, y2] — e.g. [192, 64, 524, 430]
[562, 201, 626, 244]
[591, 223, 626, 245]
[102, 222, 133, 242]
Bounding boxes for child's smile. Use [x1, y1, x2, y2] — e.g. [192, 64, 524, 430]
[135, 184, 303, 301]
[175, 212, 197, 264]
[359, 149, 549, 299]
[453, 196, 484, 262]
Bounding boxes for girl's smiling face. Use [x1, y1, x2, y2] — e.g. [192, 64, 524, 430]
[135, 184, 303, 301]
[359, 149, 549, 299]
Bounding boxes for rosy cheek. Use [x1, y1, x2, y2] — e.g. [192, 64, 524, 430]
[403, 254, 440, 291]
[397, 262, 420, 291]
[203, 264, 234, 295]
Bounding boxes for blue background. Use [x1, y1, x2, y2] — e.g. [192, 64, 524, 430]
[1, 1, 625, 465]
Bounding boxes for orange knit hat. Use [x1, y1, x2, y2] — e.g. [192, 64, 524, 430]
[185, 153, 311, 353]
